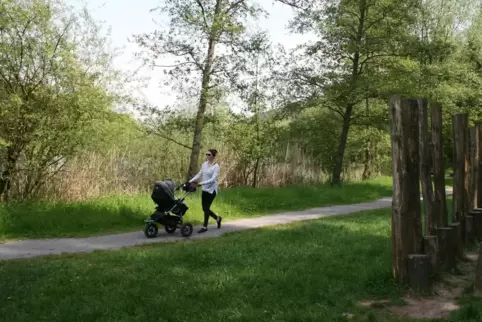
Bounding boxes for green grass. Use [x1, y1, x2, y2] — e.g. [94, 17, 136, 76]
[0, 208, 399, 322]
[2, 205, 478, 322]
[0, 176, 393, 240]
[1, 207, 477, 322]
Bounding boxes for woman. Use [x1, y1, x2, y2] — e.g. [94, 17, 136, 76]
[189, 149, 222, 233]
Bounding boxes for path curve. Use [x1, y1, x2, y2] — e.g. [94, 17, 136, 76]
[0, 191, 452, 261]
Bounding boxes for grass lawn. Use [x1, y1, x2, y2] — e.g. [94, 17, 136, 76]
[1, 206, 479, 322]
[0, 176, 393, 240]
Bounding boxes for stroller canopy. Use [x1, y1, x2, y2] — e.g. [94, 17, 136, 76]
[155, 179, 176, 200]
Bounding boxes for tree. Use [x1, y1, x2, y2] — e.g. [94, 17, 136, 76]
[133, 0, 265, 180]
[278, 0, 418, 185]
[0, 0, 117, 200]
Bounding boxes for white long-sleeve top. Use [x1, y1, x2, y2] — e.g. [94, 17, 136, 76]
[189, 161, 220, 194]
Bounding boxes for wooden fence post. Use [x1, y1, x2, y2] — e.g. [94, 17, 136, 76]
[431, 102, 449, 227]
[452, 113, 469, 257]
[477, 124, 482, 208]
[470, 126, 479, 210]
[419, 99, 434, 235]
[389, 96, 422, 284]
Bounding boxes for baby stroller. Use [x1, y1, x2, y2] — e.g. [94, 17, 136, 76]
[144, 179, 197, 238]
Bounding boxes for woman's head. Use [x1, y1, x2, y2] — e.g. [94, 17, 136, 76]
[205, 149, 217, 161]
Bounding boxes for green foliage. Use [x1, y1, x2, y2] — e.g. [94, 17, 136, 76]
[0, 0, 119, 200]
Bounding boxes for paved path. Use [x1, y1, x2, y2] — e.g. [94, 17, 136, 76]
[0, 191, 452, 261]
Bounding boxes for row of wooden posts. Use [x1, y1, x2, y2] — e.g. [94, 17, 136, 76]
[389, 96, 482, 292]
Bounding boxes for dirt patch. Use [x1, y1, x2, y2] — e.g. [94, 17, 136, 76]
[359, 251, 479, 320]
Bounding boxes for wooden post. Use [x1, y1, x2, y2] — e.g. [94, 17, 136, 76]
[470, 209, 482, 241]
[452, 113, 469, 250]
[431, 102, 449, 227]
[470, 126, 479, 210]
[419, 99, 434, 235]
[450, 222, 463, 259]
[389, 96, 422, 284]
[408, 254, 430, 293]
[466, 215, 475, 244]
[423, 235, 439, 277]
[475, 243, 482, 296]
[437, 227, 456, 271]
[477, 124, 482, 208]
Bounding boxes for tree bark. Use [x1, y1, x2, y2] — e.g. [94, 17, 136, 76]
[419, 99, 434, 235]
[331, 105, 353, 185]
[362, 138, 373, 180]
[431, 102, 448, 227]
[452, 113, 469, 246]
[389, 96, 422, 284]
[0, 146, 20, 202]
[186, 0, 222, 180]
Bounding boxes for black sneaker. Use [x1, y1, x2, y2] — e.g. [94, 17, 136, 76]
[217, 216, 222, 229]
[198, 227, 208, 233]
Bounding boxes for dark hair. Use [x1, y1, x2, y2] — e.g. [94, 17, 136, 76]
[208, 149, 218, 157]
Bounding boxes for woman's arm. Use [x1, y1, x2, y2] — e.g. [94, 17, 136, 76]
[200, 164, 220, 185]
[189, 165, 203, 183]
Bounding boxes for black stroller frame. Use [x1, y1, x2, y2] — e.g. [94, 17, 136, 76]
[144, 180, 196, 238]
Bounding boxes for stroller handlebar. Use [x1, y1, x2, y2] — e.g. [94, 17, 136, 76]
[177, 182, 199, 193]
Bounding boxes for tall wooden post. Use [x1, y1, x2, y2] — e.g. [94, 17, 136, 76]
[470, 126, 479, 210]
[419, 99, 434, 235]
[452, 113, 469, 254]
[431, 102, 448, 227]
[478, 124, 482, 208]
[389, 96, 422, 284]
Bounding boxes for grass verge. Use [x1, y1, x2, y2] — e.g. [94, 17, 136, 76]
[0, 176, 393, 240]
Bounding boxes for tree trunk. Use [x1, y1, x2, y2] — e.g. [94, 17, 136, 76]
[331, 0, 367, 186]
[186, 0, 222, 180]
[0, 146, 20, 202]
[331, 104, 353, 185]
[362, 138, 372, 180]
[252, 157, 260, 188]
[419, 99, 434, 235]
[452, 113, 469, 246]
[389, 96, 422, 284]
[431, 102, 448, 227]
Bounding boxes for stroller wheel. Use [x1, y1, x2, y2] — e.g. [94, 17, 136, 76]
[180, 223, 193, 237]
[144, 223, 158, 238]
[164, 225, 177, 234]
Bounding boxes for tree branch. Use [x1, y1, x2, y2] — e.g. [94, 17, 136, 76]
[225, 0, 247, 15]
[194, 0, 209, 29]
[145, 128, 192, 150]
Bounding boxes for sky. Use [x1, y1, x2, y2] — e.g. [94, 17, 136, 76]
[72, 0, 316, 110]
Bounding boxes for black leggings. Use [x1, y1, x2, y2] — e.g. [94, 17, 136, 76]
[202, 190, 217, 227]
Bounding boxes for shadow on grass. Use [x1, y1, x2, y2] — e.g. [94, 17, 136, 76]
[0, 177, 393, 240]
[0, 209, 405, 322]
